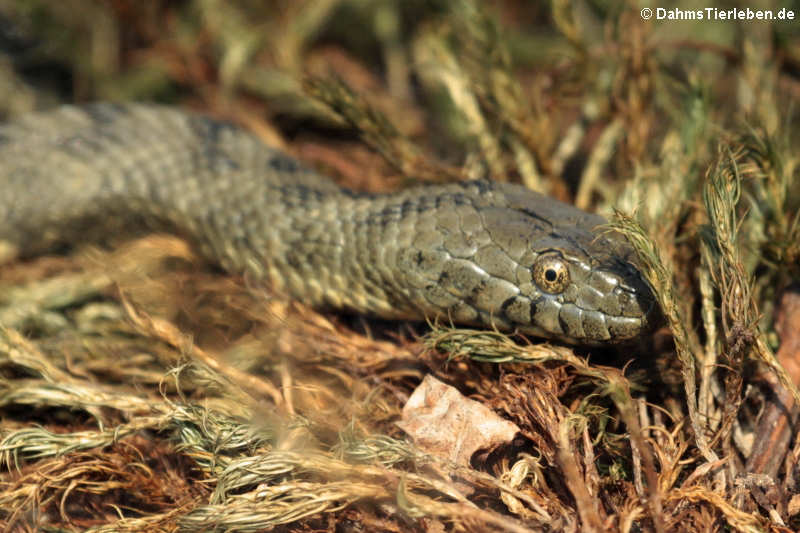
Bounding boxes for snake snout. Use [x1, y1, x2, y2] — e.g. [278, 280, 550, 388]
[594, 263, 660, 342]
[525, 255, 660, 345]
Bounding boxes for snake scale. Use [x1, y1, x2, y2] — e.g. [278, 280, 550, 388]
[0, 103, 657, 345]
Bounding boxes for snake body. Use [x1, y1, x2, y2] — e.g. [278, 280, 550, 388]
[0, 103, 656, 344]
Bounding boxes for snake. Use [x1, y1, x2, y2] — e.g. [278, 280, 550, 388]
[0, 103, 658, 345]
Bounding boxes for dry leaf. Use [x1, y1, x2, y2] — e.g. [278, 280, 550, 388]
[789, 493, 800, 518]
[397, 375, 520, 466]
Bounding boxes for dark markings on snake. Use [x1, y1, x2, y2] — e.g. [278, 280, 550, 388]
[468, 278, 488, 302]
[517, 208, 555, 231]
[367, 193, 477, 226]
[189, 115, 238, 143]
[268, 153, 301, 173]
[285, 251, 302, 269]
[277, 184, 326, 205]
[500, 296, 517, 317]
[455, 179, 494, 195]
[84, 102, 126, 125]
[184, 116, 245, 172]
[529, 299, 539, 321]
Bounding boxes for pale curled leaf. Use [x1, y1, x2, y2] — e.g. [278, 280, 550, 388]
[396, 375, 519, 467]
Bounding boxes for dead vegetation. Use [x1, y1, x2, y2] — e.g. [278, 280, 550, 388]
[0, 1, 799, 531]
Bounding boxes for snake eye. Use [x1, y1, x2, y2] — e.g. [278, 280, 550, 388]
[532, 253, 570, 294]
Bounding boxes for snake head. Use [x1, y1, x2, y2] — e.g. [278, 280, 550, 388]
[514, 228, 661, 344]
[396, 182, 659, 345]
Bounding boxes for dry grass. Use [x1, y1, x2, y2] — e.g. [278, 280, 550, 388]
[0, 1, 799, 531]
